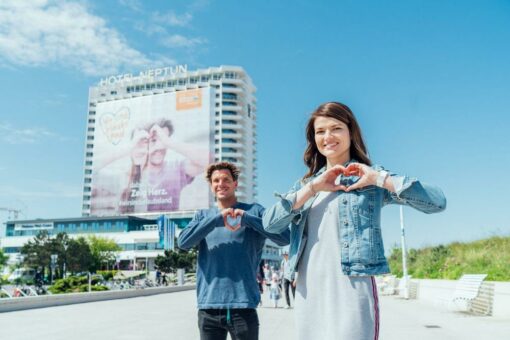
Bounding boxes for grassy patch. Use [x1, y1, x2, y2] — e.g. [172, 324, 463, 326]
[388, 236, 510, 281]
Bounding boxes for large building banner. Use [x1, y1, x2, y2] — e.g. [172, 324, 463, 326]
[90, 88, 213, 216]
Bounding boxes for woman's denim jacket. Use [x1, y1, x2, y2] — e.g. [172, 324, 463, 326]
[262, 164, 446, 276]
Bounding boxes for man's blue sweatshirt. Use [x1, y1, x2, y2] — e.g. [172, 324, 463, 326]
[177, 202, 290, 309]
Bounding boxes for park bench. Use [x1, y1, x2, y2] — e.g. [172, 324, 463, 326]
[451, 274, 493, 315]
[376, 275, 397, 295]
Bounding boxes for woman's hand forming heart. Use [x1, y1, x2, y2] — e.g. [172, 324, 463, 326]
[343, 163, 378, 192]
[312, 163, 377, 192]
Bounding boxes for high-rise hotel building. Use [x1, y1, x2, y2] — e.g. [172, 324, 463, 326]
[82, 65, 258, 217]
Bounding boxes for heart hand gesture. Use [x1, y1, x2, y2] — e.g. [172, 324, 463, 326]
[343, 163, 377, 192]
[312, 163, 378, 192]
[222, 208, 244, 231]
[311, 164, 348, 192]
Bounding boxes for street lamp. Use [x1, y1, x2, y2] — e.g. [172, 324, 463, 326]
[63, 243, 68, 278]
[399, 206, 409, 299]
[50, 254, 58, 284]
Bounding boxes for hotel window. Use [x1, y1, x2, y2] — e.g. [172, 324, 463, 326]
[87, 127, 94, 132]
[86, 152, 93, 157]
[224, 72, 236, 79]
[88, 119, 95, 124]
[85, 169, 92, 174]
[85, 161, 93, 166]
[84, 178, 92, 183]
[84, 186, 91, 192]
[178, 79, 187, 85]
[222, 138, 237, 143]
[201, 75, 210, 82]
[222, 93, 237, 100]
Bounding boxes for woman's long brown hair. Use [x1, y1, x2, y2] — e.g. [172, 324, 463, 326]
[303, 102, 371, 179]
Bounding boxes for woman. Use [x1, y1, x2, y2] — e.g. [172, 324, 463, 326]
[262, 102, 446, 339]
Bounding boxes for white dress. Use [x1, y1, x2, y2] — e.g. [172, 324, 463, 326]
[294, 191, 379, 340]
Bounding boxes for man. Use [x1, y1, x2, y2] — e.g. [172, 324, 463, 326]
[280, 252, 295, 309]
[178, 162, 290, 340]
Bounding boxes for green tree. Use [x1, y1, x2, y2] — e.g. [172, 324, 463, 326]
[155, 249, 197, 273]
[0, 249, 8, 285]
[49, 232, 70, 279]
[0, 249, 8, 270]
[66, 237, 94, 274]
[20, 230, 52, 276]
[87, 235, 122, 271]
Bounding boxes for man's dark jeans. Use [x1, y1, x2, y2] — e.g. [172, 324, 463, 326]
[198, 308, 259, 340]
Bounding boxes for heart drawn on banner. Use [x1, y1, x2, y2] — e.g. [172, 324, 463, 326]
[224, 215, 242, 231]
[99, 107, 130, 145]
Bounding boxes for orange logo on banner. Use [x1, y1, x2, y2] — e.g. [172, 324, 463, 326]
[176, 89, 202, 110]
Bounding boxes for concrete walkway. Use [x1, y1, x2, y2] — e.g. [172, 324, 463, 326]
[1, 289, 509, 340]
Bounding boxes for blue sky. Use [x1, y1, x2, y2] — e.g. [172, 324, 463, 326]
[0, 0, 509, 251]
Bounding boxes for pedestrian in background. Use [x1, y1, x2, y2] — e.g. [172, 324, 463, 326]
[280, 252, 295, 309]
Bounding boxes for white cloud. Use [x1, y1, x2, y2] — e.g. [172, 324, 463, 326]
[162, 34, 206, 48]
[118, 0, 142, 12]
[0, 0, 157, 76]
[153, 11, 193, 27]
[0, 122, 67, 144]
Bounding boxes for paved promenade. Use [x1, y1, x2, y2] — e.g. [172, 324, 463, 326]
[1, 289, 509, 340]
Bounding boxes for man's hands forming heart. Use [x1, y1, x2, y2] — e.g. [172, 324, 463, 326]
[312, 163, 378, 193]
[221, 208, 244, 231]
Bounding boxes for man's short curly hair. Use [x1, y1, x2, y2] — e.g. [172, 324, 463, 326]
[206, 162, 240, 183]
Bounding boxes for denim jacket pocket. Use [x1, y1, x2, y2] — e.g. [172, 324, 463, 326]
[354, 186, 377, 225]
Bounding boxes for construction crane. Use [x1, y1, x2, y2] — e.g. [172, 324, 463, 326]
[0, 207, 22, 220]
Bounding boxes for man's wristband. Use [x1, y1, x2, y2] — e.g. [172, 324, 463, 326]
[376, 170, 389, 188]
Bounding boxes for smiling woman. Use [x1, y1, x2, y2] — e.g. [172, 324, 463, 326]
[263, 101, 446, 340]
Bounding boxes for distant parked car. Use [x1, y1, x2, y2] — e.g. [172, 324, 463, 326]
[8, 268, 36, 282]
